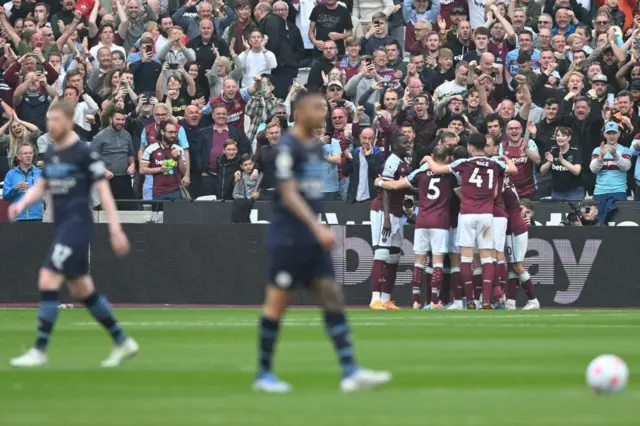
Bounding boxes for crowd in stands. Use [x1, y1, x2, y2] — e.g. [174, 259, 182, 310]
[1, 0, 640, 222]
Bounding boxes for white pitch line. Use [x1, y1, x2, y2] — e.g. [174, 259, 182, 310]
[70, 320, 640, 329]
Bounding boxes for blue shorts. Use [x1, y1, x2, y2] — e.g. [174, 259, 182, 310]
[268, 245, 334, 289]
[43, 223, 92, 279]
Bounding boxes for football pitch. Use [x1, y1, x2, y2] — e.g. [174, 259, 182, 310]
[0, 308, 637, 426]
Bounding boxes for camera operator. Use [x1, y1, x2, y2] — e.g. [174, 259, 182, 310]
[562, 200, 599, 226]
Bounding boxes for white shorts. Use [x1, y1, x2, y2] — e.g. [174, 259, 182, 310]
[493, 217, 508, 253]
[456, 213, 493, 250]
[448, 228, 460, 254]
[506, 232, 528, 263]
[370, 210, 403, 248]
[414, 228, 449, 255]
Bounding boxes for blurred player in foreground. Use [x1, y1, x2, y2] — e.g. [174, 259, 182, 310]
[8, 101, 137, 368]
[253, 91, 391, 393]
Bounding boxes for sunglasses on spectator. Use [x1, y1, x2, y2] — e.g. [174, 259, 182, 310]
[328, 87, 343, 92]
[596, 20, 609, 25]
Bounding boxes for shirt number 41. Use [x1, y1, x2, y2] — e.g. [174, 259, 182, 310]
[469, 167, 494, 189]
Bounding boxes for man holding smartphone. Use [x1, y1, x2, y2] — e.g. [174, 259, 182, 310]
[361, 13, 395, 56]
[130, 37, 162, 93]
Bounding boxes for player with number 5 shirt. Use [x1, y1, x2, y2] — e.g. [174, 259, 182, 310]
[375, 145, 456, 310]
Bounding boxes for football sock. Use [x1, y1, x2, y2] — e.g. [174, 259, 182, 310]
[519, 271, 536, 300]
[424, 266, 433, 304]
[384, 262, 399, 296]
[83, 293, 126, 345]
[450, 267, 462, 300]
[371, 260, 386, 303]
[473, 268, 482, 301]
[35, 291, 60, 352]
[411, 264, 424, 304]
[383, 254, 400, 299]
[480, 258, 494, 304]
[492, 260, 498, 288]
[324, 311, 357, 378]
[497, 260, 507, 291]
[441, 268, 451, 305]
[507, 272, 519, 300]
[258, 315, 280, 374]
[431, 263, 444, 304]
[460, 258, 474, 300]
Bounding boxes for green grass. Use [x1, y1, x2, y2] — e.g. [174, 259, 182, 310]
[0, 309, 638, 425]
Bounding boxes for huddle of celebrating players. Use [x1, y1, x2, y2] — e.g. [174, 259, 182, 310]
[369, 132, 540, 311]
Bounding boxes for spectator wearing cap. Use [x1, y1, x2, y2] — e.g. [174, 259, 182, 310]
[439, 3, 466, 38]
[307, 39, 339, 92]
[326, 81, 357, 119]
[588, 73, 612, 108]
[590, 122, 632, 224]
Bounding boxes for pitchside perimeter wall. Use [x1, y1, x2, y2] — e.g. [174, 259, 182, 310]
[0, 224, 638, 307]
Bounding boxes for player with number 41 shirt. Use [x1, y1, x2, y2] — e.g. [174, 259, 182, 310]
[423, 134, 517, 310]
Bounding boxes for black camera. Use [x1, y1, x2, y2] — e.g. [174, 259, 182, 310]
[403, 197, 414, 210]
[562, 202, 596, 226]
